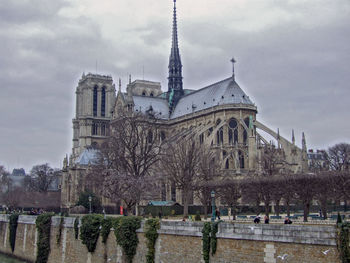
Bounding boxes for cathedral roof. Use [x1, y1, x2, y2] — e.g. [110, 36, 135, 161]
[170, 77, 254, 119]
[133, 96, 170, 119]
[75, 148, 100, 166]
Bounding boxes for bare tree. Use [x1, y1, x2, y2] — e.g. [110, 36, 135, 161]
[194, 146, 220, 219]
[161, 136, 202, 217]
[244, 145, 288, 217]
[29, 163, 58, 193]
[88, 111, 165, 214]
[328, 143, 350, 171]
[293, 173, 318, 222]
[218, 179, 242, 220]
[280, 174, 296, 217]
[314, 172, 335, 219]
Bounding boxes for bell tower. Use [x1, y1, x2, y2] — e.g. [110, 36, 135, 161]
[72, 73, 116, 159]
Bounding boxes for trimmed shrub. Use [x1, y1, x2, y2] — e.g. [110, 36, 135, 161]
[36, 213, 54, 263]
[202, 222, 211, 263]
[337, 222, 350, 263]
[74, 217, 79, 240]
[144, 219, 160, 263]
[9, 214, 19, 252]
[114, 216, 141, 263]
[80, 214, 103, 252]
[101, 217, 114, 244]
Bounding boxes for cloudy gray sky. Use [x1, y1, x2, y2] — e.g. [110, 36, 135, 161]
[1, 0, 349, 173]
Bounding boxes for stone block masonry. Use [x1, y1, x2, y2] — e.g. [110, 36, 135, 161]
[0, 215, 341, 263]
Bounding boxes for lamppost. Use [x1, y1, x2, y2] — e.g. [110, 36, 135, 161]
[211, 190, 216, 222]
[88, 195, 92, 214]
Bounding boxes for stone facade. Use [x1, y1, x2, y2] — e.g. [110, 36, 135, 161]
[0, 215, 341, 263]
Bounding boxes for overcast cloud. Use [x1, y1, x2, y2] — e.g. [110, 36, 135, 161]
[0, 0, 349, 172]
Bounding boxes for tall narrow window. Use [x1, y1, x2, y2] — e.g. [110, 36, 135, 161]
[199, 133, 204, 144]
[101, 87, 106, 117]
[239, 151, 245, 169]
[101, 124, 106, 136]
[228, 118, 238, 145]
[92, 123, 98, 135]
[93, 86, 98, 116]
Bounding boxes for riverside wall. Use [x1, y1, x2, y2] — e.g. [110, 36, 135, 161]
[0, 215, 340, 263]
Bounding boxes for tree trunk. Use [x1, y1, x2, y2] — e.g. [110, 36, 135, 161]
[203, 204, 208, 220]
[286, 199, 291, 217]
[321, 202, 327, 220]
[275, 199, 281, 217]
[183, 191, 189, 217]
[303, 201, 310, 222]
[255, 199, 261, 215]
[264, 202, 270, 216]
[232, 205, 237, 220]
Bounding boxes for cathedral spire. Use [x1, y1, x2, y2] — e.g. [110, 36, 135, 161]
[168, 0, 183, 112]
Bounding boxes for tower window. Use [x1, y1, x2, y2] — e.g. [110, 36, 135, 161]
[93, 86, 98, 117]
[92, 123, 98, 135]
[101, 124, 106, 136]
[239, 150, 245, 169]
[101, 87, 106, 117]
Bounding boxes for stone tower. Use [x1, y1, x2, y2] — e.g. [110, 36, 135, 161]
[167, 0, 184, 113]
[72, 73, 116, 158]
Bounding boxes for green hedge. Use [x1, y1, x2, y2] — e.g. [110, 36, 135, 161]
[114, 217, 141, 263]
[74, 217, 79, 240]
[144, 219, 160, 263]
[101, 217, 114, 244]
[202, 222, 211, 263]
[337, 222, 350, 263]
[80, 214, 103, 252]
[9, 214, 19, 252]
[36, 213, 54, 263]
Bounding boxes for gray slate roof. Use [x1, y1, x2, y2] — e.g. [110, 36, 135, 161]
[171, 77, 254, 119]
[129, 76, 254, 120]
[75, 148, 100, 165]
[133, 96, 170, 119]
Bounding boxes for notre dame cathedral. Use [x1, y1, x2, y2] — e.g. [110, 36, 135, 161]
[61, 0, 308, 211]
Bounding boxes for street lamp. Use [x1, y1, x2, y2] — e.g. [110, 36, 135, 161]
[211, 190, 216, 222]
[88, 195, 92, 214]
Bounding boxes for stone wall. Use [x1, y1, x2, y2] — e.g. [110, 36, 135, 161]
[0, 215, 341, 263]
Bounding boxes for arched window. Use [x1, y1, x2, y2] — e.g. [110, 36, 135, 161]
[225, 159, 229, 169]
[239, 150, 245, 169]
[243, 117, 249, 144]
[93, 86, 98, 116]
[101, 124, 106, 136]
[92, 123, 98, 135]
[228, 118, 238, 145]
[142, 91, 146, 96]
[199, 133, 204, 145]
[216, 119, 223, 145]
[101, 87, 106, 117]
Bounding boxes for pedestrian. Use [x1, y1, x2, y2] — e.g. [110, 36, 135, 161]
[319, 209, 322, 218]
[254, 215, 260, 224]
[284, 217, 292, 224]
[264, 215, 269, 224]
[216, 209, 221, 220]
